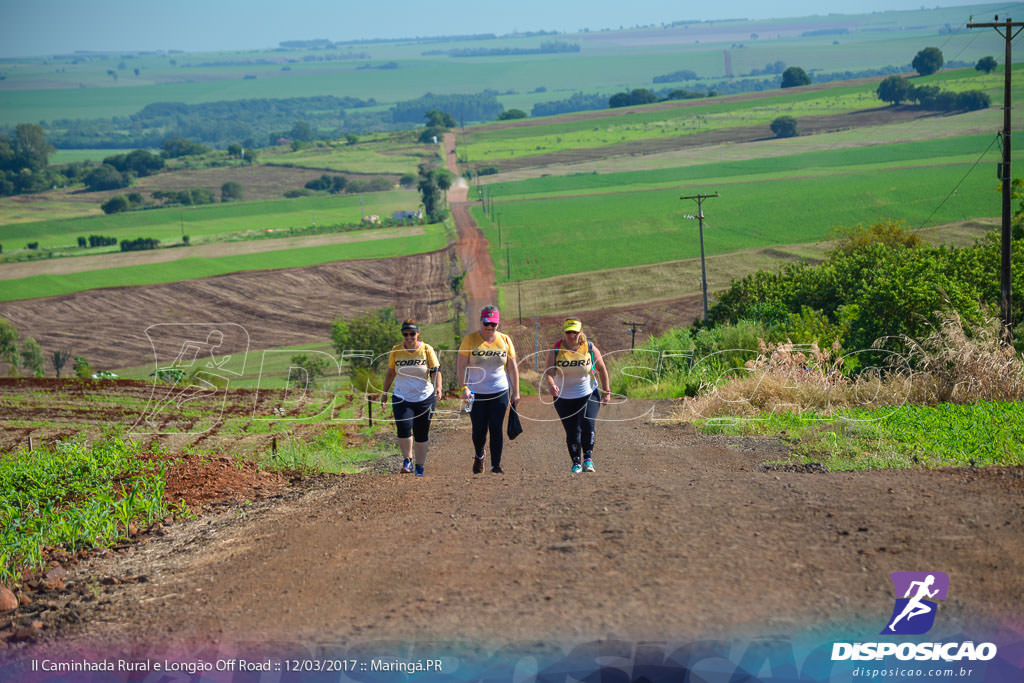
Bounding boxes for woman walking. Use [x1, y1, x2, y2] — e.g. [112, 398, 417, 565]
[457, 305, 519, 474]
[381, 320, 442, 476]
[543, 318, 611, 473]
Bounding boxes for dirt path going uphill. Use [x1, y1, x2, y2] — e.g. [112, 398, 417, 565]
[18, 396, 1024, 657]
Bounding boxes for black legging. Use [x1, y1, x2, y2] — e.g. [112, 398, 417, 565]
[470, 390, 509, 467]
[392, 394, 436, 442]
[553, 388, 600, 463]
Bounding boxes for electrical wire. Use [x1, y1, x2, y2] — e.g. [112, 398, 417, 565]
[917, 133, 1000, 230]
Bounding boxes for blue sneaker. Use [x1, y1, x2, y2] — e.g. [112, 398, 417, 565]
[414, 464, 424, 477]
[583, 458, 595, 472]
[400, 457, 413, 474]
[571, 463, 583, 474]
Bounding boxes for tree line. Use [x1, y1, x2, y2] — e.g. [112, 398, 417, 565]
[0, 317, 92, 378]
[30, 91, 511, 151]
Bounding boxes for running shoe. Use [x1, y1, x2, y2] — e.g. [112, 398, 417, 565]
[571, 463, 583, 474]
[414, 464, 424, 477]
[583, 458, 595, 472]
[473, 457, 484, 474]
[491, 465, 504, 474]
[400, 457, 413, 474]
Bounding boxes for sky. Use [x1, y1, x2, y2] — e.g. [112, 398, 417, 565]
[0, 0, 1013, 58]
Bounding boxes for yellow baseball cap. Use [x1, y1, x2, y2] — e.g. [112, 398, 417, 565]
[563, 319, 582, 333]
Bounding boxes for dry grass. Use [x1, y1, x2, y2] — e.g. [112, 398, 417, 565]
[894, 312, 1024, 404]
[676, 340, 912, 420]
[675, 312, 1024, 421]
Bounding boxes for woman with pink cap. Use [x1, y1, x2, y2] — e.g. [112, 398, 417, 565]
[457, 305, 519, 473]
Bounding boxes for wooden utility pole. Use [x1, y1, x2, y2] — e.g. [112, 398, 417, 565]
[967, 16, 1023, 339]
[681, 192, 718, 321]
[623, 321, 643, 350]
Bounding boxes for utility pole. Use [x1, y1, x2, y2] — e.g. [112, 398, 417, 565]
[623, 321, 643, 350]
[967, 15, 1023, 340]
[681, 192, 718, 321]
[518, 280, 523, 324]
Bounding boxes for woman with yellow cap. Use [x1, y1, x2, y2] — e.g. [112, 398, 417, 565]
[543, 317, 611, 473]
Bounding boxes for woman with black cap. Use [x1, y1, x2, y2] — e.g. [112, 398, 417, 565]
[381, 319, 441, 476]
[543, 317, 611, 473]
[457, 305, 519, 473]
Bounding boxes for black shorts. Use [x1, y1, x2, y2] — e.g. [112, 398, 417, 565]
[392, 394, 436, 441]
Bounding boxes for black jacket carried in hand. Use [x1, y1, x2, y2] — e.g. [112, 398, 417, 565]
[507, 404, 523, 440]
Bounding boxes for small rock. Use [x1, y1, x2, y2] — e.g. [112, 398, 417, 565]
[18, 593, 31, 607]
[41, 578, 65, 592]
[9, 627, 38, 643]
[0, 586, 17, 612]
[100, 577, 120, 586]
[30, 621, 43, 630]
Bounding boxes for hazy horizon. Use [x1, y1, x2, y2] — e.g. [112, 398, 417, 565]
[1, 0, 1013, 59]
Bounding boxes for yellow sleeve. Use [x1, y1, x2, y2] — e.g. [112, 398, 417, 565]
[503, 333, 517, 358]
[458, 333, 476, 359]
[425, 344, 440, 369]
[387, 345, 398, 370]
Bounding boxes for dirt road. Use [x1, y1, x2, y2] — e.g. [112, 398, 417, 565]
[23, 396, 1024, 656]
[446, 132, 498, 319]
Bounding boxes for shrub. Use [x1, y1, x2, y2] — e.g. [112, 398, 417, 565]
[220, 181, 244, 201]
[780, 66, 811, 88]
[120, 237, 160, 252]
[331, 307, 400, 369]
[101, 195, 130, 214]
[73, 356, 92, 379]
[912, 47, 944, 76]
[498, 109, 528, 120]
[83, 164, 129, 191]
[770, 116, 798, 138]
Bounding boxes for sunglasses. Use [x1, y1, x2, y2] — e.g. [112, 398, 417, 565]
[402, 331, 417, 337]
[482, 322, 497, 327]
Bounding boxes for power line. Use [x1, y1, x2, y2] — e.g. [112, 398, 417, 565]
[916, 134, 999, 230]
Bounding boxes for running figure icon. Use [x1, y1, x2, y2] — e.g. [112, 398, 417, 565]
[882, 571, 949, 635]
[886, 574, 939, 632]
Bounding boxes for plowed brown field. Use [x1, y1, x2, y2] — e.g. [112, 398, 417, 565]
[0, 247, 454, 372]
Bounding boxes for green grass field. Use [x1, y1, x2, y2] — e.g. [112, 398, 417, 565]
[0, 225, 447, 301]
[0, 191, 420, 250]
[458, 67, 1015, 164]
[258, 133, 434, 175]
[698, 401, 1024, 470]
[474, 157, 1002, 284]
[48, 148, 140, 164]
[478, 133, 1016, 200]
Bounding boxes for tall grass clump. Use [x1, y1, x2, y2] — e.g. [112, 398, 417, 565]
[675, 339, 913, 421]
[0, 439, 173, 584]
[261, 429, 385, 474]
[889, 311, 1024, 404]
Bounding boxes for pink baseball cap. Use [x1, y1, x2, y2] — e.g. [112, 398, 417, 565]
[481, 308, 500, 324]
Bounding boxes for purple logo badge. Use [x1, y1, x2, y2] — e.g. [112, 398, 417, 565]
[882, 571, 949, 634]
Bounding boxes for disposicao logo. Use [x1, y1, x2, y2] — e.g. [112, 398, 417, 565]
[831, 571, 998, 663]
[883, 571, 948, 635]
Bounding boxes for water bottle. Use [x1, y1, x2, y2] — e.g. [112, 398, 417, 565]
[463, 387, 474, 413]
